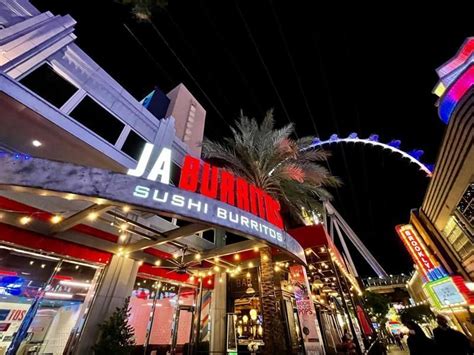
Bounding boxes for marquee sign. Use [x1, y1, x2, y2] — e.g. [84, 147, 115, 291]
[0, 155, 306, 264]
[127, 144, 284, 228]
[395, 224, 446, 282]
[423, 276, 471, 309]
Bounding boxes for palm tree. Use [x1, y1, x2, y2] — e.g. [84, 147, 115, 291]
[202, 109, 340, 224]
[202, 110, 340, 354]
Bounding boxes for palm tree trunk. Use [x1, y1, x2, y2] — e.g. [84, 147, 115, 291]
[259, 247, 287, 354]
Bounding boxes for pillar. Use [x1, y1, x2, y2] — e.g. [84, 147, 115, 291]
[209, 271, 227, 354]
[73, 255, 139, 354]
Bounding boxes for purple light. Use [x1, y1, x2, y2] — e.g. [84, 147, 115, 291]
[439, 64, 474, 123]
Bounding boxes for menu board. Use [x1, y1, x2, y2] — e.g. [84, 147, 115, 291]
[431, 280, 465, 306]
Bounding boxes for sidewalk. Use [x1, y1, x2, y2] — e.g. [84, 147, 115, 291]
[387, 344, 409, 355]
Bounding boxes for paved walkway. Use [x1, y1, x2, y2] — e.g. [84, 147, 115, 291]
[387, 344, 409, 355]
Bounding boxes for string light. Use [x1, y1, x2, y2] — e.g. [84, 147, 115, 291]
[173, 252, 180, 259]
[154, 260, 161, 266]
[207, 279, 212, 285]
[234, 254, 240, 261]
[195, 253, 201, 261]
[305, 249, 312, 256]
[120, 223, 128, 230]
[248, 262, 254, 268]
[274, 265, 281, 272]
[246, 272, 251, 278]
[213, 265, 220, 272]
[207, 271, 212, 276]
[253, 247, 259, 252]
[19, 216, 31, 225]
[50, 215, 62, 224]
[138, 260, 143, 266]
[119, 233, 127, 242]
[122, 206, 130, 213]
[262, 255, 269, 262]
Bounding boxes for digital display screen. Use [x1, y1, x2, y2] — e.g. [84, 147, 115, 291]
[431, 280, 465, 305]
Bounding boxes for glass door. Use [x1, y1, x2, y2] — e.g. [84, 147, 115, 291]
[170, 286, 197, 355]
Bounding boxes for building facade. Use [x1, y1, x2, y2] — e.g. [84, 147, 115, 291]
[402, 38, 474, 339]
[0, 2, 354, 355]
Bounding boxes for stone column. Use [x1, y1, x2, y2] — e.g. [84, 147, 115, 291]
[209, 271, 227, 354]
[73, 255, 139, 354]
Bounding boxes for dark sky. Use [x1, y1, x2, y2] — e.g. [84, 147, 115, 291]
[33, 1, 471, 276]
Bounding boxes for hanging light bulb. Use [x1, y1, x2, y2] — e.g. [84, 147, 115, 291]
[248, 262, 254, 268]
[87, 212, 98, 221]
[195, 253, 201, 260]
[154, 260, 161, 266]
[234, 254, 240, 261]
[122, 206, 131, 213]
[214, 265, 220, 272]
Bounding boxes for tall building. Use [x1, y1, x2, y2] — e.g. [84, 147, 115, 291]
[402, 37, 474, 339]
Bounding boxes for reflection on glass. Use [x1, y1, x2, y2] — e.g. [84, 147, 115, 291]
[0, 246, 101, 355]
[128, 276, 198, 354]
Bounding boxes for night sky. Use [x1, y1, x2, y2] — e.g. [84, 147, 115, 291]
[33, 1, 472, 276]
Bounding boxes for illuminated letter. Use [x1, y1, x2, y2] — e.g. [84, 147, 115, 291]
[127, 143, 154, 177]
[200, 163, 219, 198]
[133, 185, 150, 198]
[249, 185, 266, 219]
[147, 147, 172, 184]
[264, 194, 284, 229]
[171, 195, 185, 207]
[179, 155, 200, 192]
[220, 170, 235, 205]
[236, 178, 249, 211]
[216, 207, 227, 219]
[152, 190, 169, 203]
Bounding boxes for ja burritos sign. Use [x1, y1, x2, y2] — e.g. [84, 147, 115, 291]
[128, 144, 284, 232]
[0, 152, 305, 263]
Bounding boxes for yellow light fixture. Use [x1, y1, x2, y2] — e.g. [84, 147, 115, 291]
[195, 253, 201, 260]
[305, 249, 312, 255]
[154, 260, 161, 266]
[207, 271, 212, 276]
[246, 272, 251, 278]
[19, 216, 31, 225]
[119, 233, 127, 242]
[236, 266, 242, 272]
[214, 265, 220, 272]
[173, 252, 180, 259]
[262, 255, 269, 261]
[253, 246, 259, 252]
[274, 265, 281, 272]
[234, 254, 240, 261]
[250, 309, 258, 321]
[248, 261, 254, 268]
[207, 279, 212, 285]
[219, 277, 223, 283]
[138, 260, 143, 266]
[122, 205, 131, 213]
[87, 212, 98, 221]
[50, 215, 62, 224]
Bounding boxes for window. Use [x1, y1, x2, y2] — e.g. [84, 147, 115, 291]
[19, 64, 77, 108]
[442, 216, 473, 260]
[202, 229, 215, 244]
[69, 96, 124, 144]
[457, 183, 473, 227]
[122, 131, 147, 160]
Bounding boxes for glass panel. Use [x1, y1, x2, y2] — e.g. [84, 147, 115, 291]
[0, 247, 58, 354]
[20, 261, 101, 354]
[19, 64, 77, 108]
[173, 286, 197, 354]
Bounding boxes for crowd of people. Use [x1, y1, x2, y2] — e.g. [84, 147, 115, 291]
[401, 314, 472, 355]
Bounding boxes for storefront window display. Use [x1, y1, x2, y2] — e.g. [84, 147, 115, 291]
[0, 245, 102, 355]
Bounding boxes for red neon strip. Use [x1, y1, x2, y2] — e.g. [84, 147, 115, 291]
[0, 270, 18, 276]
[53, 275, 73, 281]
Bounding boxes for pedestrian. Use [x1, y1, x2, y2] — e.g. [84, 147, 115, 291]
[402, 319, 435, 355]
[433, 314, 472, 355]
[341, 328, 357, 354]
[394, 332, 404, 350]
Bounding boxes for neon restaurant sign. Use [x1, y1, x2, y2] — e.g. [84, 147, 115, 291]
[395, 224, 447, 282]
[0, 153, 306, 264]
[128, 144, 284, 229]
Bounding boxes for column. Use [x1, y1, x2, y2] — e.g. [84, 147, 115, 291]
[73, 255, 139, 354]
[209, 271, 227, 354]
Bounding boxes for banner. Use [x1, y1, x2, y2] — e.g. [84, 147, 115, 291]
[289, 265, 325, 355]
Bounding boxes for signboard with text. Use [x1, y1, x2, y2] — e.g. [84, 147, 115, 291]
[289, 265, 325, 355]
[395, 224, 446, 282]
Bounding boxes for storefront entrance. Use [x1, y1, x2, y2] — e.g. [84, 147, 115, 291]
[171, 304, 195, 355]
[0, 244, 102, 355]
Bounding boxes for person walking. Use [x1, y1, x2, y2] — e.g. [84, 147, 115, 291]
[433, 314, 472, 355]
[394, 332, 404, 350]
[402, 319, 435, 355]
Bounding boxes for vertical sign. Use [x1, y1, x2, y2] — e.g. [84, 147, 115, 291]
[395, 224, 446, 281]
[289, 265, 325, 355]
